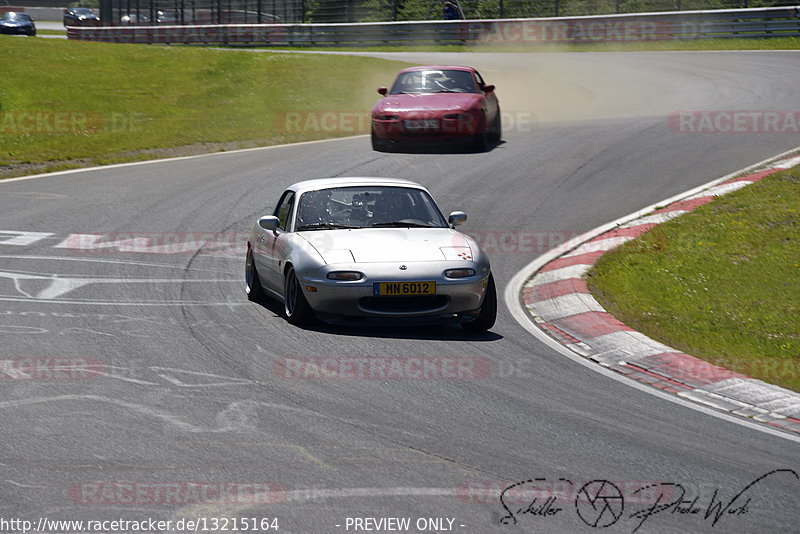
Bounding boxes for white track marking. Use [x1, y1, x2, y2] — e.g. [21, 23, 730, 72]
[618, 211, 686, 227]
[0, 254, 236, 273]
[530, 293, 605, 321]
[0, 297, 246, 306]
[684, 180, 752, 200]
[0, 396, 333, 434]
[0, 270, 236, 299]
[562, 236, 633, 257]
[0, 136, 367, 185]
[773, 154, 800, 168]
[150, 367, 254, 388]
[527, 264, 591, 286]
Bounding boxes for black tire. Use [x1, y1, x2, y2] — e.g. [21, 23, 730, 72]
[284, 266, 315, 326]
[371, 129, 389, 152]
[245, 247, 265, 301]
[472, 113, 490, 152]
[491, 108, 502, 142]
[461, 274, 497, 332]
[473, 132, 489, 152]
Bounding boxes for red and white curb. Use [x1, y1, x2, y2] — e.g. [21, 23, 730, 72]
[518, 150, 800, 437]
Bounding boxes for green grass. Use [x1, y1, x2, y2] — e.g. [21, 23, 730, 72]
[0, 37, 409, 179]
[587, 168, 800, 392]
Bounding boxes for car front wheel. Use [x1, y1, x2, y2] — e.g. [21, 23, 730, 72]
[472, 113, 491, 152]
[491, 108, 502, 142]
[461, 274, 497, 332]
[245, 247, 265, 301]
[284, 266, 315, 325]
[371, 128, 390, 152]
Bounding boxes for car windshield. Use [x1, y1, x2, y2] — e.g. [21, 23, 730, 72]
[3, 13, 31, 21]
[295, 186, 449, 231]
[390, 70, 478, 95]
[74, 8, 93, 14]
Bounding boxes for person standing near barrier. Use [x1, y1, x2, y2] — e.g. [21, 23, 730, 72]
[443, 1, 460, 20]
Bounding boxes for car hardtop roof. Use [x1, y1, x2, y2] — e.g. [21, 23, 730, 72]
[398, 65, 476, 74]
[288, 177, 428, 195]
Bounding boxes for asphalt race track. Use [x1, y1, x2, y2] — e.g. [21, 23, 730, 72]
[1, 51, 799, 533]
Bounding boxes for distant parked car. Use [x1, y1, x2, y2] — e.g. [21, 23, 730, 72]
[0, 12, 35, 36]
[63, 7, 100, 26]
[156, 10, 177, 24]
[120, 13, 149, 25]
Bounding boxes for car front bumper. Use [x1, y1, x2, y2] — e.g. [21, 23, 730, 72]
[0, 25, 34, 34]
[296, 262, 489, 321]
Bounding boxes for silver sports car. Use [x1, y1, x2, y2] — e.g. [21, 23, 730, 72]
[245, 177, 496, 331]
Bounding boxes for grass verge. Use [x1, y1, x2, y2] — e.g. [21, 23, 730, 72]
[586, 166, 800, 392]
[0, 36, 409, 179]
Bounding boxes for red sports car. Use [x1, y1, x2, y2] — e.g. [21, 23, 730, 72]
[371, 66, 501, 152]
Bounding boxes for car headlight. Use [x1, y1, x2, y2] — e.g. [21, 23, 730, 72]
[444, 268, 476, 279]
[326, 271, 364, 281]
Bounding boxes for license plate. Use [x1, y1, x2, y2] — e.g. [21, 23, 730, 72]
[373, 281, 436, 296]
[404, 119, 439, 131]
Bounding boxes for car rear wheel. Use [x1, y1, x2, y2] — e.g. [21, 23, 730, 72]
[284, 267, 315, 325]
[245, 247, 265, 301]
[461, 274, 497, 332]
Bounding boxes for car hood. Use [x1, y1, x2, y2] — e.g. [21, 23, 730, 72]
[298, 228, 472, 263]
[374, 93, 483, 113]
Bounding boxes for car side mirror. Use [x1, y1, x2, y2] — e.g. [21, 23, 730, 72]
[258, 215, 280, 231]
[448, 211, 467, 227]
[482, 84, 495, 93]
[377, 87, 388, 96]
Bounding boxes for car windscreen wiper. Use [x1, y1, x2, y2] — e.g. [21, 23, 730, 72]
[371, 221, 432, 228]
[296, 222, 360, 231]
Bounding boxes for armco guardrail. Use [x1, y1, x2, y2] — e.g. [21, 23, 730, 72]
[67, 7, 800, 46]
